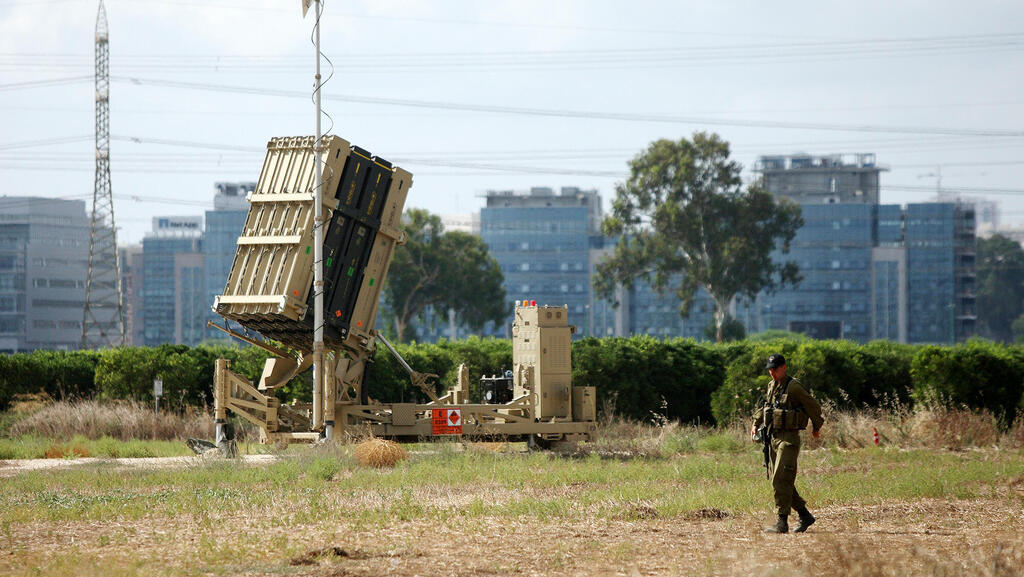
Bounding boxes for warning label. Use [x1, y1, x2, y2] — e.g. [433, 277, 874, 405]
[432, 408, 463, 435]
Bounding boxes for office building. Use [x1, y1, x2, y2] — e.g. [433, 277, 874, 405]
[203, 182, 253, 339]
[141, 216, 204, 346]
[747, 154, 977, 343]
[121, 244, 143, 346]
[906, 203, 977, 342]
[480, 187, 605, 337]
[756, 153, 883, 204]
[0, 197, 90, 352]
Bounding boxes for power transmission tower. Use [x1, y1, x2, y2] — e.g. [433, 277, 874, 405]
[82, 0, 125, 349]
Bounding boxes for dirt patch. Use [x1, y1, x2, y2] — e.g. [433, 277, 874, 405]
[3, 498, 1022, 577]
[683, 507, 730, 520]
[290, 546, 371, 565]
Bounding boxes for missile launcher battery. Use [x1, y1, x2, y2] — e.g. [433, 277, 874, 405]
[209, 135, 596, 447]
[212, 136, 410, 352]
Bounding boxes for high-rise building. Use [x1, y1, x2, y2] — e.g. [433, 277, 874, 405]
[480, 187, 606, 337]
[747, 154, 977, 343]
[906, 203, 977, 342]
[120, 244, 143, 346]
[203, 182, 252, 339]
[141, 216, 204, 346]
[0, 197, 90, 352]
[756, 153, 883, 205]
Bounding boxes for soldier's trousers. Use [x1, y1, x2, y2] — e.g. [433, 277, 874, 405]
[769, 431, 805, 516]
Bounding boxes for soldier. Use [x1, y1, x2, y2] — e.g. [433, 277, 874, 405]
[750, 353, 824, 534]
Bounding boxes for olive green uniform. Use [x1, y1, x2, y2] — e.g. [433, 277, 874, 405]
[751, 376, 824, 516]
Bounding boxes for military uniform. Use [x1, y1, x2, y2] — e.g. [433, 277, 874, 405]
[751, 354, 823, 533]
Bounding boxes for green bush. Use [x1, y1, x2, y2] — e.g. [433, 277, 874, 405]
[94, 345, 206, 411]
[857, 340, 917, 405]
[710, 339, 919, 424]
[910, 340, 1024, 421]
[1, 336, 1022, 428]
[0, 350, 100, 410]
[572, 336, 725, 423]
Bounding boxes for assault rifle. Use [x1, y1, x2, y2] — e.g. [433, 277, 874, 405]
[757, 425, 771, 479]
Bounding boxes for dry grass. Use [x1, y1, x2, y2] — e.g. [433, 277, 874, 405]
[820, 400, 1012, 451]
[353, 437, 408, 467]
[6, 399, 255, 442]
[586, 404, 1024, 459]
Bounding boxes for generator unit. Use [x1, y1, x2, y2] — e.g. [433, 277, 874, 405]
[210, 135, 596, 448]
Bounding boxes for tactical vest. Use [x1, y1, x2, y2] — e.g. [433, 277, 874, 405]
[768, 376, 810, 431]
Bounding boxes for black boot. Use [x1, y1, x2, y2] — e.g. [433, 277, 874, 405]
[764, 514, 788, 533]
[794, 507, 815, 533]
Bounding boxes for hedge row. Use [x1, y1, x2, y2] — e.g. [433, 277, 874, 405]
[2, 337, 1023, 425]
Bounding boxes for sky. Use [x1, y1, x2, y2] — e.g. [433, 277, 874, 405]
[2, 0, 1024, 245]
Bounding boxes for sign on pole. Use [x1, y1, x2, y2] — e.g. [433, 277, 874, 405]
[153, 378, 163, 415]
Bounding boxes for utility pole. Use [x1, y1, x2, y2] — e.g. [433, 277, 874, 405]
[82, 0, 126, 349]
[304, 0, 329, 439]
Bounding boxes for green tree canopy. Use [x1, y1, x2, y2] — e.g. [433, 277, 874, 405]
[595, 132, 803, 342]
[977, 234, 1024, 342]
[384, 209, 507, 342]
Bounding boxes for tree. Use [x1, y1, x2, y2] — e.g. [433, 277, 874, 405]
[977, 234, 1024, 342]
[384, 209, 507, 342]
[702, 314, 746, 342]
[595, 132, 803, 342]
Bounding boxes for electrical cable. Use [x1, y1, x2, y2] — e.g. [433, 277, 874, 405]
[110, 76, 1024, 138]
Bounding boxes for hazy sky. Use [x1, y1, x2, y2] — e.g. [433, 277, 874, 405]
[2, 0, 1024, 244]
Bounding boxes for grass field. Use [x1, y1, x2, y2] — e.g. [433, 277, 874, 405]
[1, 440, 1022, 577]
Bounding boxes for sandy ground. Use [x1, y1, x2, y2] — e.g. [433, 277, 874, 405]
[1, 455, 1022, 576]
[3, 498, 1022, 576]
[0, 454, 279, 477]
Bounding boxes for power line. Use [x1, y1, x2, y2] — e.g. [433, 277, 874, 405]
[0, 135, 93, 150]
[0, 75, 91, 91]
[5, 33, 1024, 74]
[111, 134, 264, 152]
[111, 76, 1024, 138]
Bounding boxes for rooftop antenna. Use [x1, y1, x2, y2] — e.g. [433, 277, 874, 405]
[82, 0, 126, 349]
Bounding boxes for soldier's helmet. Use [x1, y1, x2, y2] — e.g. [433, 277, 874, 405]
[765, 354, 786, 369]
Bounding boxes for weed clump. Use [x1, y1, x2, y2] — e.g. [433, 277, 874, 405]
[353, 438, 407, 468]
[42, 438, 90, 459]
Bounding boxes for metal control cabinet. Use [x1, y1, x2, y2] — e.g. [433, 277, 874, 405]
[513, 305, 574, 420]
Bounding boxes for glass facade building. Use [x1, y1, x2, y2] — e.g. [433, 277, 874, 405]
[0, 197, 90, 352]
[203, 182, 252, 339]
[623, 276, 715, 340]
[480, 188, 603, 337]
[141, 217, 203, 346]
[758, 204, 876, 341]
[905, 203, 977, 342]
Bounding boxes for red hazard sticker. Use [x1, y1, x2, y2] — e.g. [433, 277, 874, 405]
[432, 408, 462, 435]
